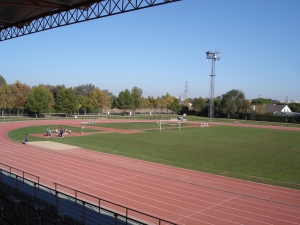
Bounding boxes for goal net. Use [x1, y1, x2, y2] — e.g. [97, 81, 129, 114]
[157, 120, 181, 132]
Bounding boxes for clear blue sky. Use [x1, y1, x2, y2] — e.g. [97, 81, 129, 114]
[1, 0, 299, 102]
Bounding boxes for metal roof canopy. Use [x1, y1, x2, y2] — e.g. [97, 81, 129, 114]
[0, 0, 179, 42]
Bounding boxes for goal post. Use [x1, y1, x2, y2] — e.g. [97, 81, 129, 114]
[157, 120, 181, 132]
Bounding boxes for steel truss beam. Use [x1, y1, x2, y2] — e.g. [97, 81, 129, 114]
[0, 0, 180, 42]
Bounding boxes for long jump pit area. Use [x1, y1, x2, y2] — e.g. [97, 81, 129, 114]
[27, 141, 80, 151]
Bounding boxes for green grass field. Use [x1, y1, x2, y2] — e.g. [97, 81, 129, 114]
[8, 122, 300, 189]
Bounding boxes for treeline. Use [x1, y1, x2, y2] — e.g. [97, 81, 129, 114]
[0, 75, 299, 120]
[0, 76, 186, 116]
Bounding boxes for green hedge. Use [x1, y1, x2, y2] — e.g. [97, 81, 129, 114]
[256, 115, 299, 123]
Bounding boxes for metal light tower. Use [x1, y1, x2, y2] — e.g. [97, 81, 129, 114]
[184, 81, 188, 100]
[206, 50, 221, 121]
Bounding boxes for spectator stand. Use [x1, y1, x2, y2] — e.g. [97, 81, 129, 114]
[0, 163, 176, 225]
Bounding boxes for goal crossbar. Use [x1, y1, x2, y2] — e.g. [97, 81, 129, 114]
[157, 120, 181, 132]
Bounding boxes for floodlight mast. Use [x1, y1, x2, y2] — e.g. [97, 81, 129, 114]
[206, 50, 221, 121]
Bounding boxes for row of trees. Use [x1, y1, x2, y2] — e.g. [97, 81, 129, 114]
[190, 89, 251, 118]
[193, 93, 300, 118]
[1, 75, 299, 118]
[0, 75, 186, 116]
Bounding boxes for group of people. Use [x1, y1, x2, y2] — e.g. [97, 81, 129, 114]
[45, 126, 72, 138]
[23, 124, 82, 144]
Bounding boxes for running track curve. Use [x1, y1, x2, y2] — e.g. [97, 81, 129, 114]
[0, 119, 299, 225]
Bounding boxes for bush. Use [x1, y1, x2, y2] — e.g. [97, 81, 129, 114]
[256, 115, 296, 123]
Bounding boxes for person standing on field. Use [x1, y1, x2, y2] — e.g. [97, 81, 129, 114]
[23, 133, 28, 145]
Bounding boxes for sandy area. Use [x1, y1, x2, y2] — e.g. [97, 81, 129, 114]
[27, 141, 79, 150]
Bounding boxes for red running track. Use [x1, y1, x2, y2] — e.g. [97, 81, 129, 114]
[0, 120, 300, 225]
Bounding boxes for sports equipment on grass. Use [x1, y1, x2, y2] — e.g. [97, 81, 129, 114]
[157, 120, 181, 132]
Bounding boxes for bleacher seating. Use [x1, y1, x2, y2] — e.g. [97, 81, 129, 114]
[0, 182, 80, 225]
[0, 167, 156, 225]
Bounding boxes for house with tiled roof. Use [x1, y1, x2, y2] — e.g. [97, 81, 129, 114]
[251, 104, 292, 115]
[263, 104, 291, 114]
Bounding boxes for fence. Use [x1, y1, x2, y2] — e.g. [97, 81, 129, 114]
[1, 113, 299, 126]
[0, 163, 177, 225]
[0, 112, 180, 123]
[0, 162, 40, 189]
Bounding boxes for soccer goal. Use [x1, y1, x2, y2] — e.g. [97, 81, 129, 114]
[157, 120, 181, 132]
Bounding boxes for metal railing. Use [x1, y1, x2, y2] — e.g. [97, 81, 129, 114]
[53, 182, 177, 225]
[0, 164, 177, 225]
[0, 162, 40, 188]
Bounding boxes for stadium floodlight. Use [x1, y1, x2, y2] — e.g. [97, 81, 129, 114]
[206, 49, 221, 121]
